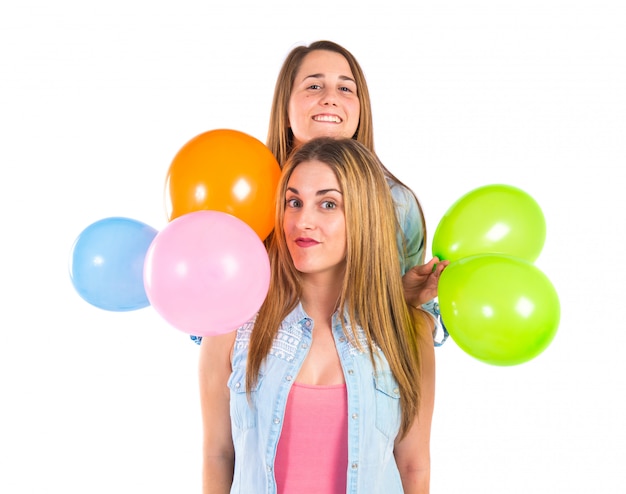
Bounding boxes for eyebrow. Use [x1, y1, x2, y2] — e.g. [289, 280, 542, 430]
[287, 186, 343, 196]
[302, 73, 356, 84]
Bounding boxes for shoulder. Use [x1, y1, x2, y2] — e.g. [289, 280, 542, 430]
[386, 179, 419, 210]
[234, 317, 256, 345]
[199, 315, 258, 368]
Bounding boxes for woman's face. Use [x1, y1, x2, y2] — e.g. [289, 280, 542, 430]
[288, 50, 360, 147]
[283, 160, 347, 279]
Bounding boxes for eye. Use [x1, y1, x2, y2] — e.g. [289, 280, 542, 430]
[307, 84, 321, 90]
[286, 197, 302, 208]
[321, 200, 337, 210]
[339, 86, 352, 93]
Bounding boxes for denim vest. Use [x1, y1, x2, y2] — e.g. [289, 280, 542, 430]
[228, 303, 407, 494]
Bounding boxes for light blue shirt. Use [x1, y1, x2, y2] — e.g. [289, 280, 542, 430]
[388, 178, 424, 276]
[228, 303, 407, 493]
[388, 179, 448, 346]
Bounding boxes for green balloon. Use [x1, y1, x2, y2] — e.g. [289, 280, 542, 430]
[438, 254, 560, 366]
[432, 184, 546, 262]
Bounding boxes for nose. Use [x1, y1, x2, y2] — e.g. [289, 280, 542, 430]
[295, 205, 316, 230]
[320, 88, 337, 106]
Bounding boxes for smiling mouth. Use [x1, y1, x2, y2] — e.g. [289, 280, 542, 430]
[312, 114, 342, 123]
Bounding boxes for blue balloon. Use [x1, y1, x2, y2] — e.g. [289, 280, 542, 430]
[69, 217, 158, 311]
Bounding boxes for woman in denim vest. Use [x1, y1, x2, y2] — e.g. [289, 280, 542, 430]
[199, 137, 436, 493]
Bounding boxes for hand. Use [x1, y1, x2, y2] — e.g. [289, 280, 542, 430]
[402, 257, 450, 308]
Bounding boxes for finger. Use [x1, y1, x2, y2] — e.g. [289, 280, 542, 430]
[423, 257, 439, 272]
[433, 260, 449, 276]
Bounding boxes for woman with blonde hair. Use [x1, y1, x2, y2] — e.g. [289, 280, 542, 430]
[199, 137, 435, 493]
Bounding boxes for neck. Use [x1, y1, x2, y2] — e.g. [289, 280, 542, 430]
[299, 273, 343, 322]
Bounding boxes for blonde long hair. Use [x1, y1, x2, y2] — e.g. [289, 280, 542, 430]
[247, 137, 425, 438]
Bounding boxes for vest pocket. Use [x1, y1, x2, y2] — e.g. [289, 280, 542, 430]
[228, 369, 262, 430]
[373, 371, 402, 439]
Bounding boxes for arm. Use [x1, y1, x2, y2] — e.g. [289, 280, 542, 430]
[394, 310, 436, 493]
[198, 331, 237, 494]
[388, 180, 449, 345]
[403, 257, 449, 346]
[388, 181, 448, 309]
[387, 179, 425, 276]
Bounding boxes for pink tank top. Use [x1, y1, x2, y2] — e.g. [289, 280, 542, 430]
[274, 382, 348, 493]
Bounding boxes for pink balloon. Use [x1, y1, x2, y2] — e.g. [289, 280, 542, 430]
[144, 210, 270, 336]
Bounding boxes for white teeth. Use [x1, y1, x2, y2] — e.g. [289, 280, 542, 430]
[313, 115, 341, 123]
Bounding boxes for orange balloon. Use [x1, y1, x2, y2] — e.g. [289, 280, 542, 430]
[165, 129, 281, 241]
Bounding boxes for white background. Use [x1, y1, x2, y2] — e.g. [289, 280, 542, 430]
[2, 0, 625, 492]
